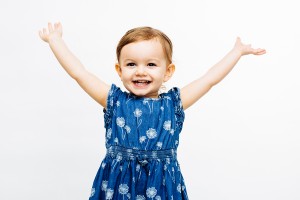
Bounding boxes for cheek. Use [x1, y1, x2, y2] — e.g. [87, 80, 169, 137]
[120, 71, 131, 81]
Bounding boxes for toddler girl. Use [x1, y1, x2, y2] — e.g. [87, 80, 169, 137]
[39, 22, 266, 200]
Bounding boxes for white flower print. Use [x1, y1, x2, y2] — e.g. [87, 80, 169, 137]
[127, 193, 131, 199]
[136, 163, 142, 179]
[146, 128, 157, 139]
[146, 187, 157, 199]
[116, 117, 125, 127]
[136, 195, 146, 200]
[177, 183, 182, 193]
[170, 129, 174, 136]
[166, 158, 170, 164]
[136, 164, 140, 171]
[139, 136, 146, 143]
[114, 137, 119, 144]
[163, 120, 171, 131]
[116, 101, 120, 107]
[90, 187, 95, 197]
[106, 188, 114, 200]
[164, 164, 167, 171]
[145, 128, 157, 149]
[156, 142, 162, 150]
[111, 153, 122, 171]
[182, 185, 186, 190]
[155, 196, 162, 200]
[143, 99, 153, 113]
[116, 117, 130, 140]
[118, 183, 129, 194]
[101, 162, 106, 169]
[133, 108, 142, 118]
[101, 180, 108, 191]
[133, 108, 143, 128]
[171, 167, 175, 182]
[124, 125, 131, 133]
[116, 153, 123, 162]
[106, 128, 112, 139]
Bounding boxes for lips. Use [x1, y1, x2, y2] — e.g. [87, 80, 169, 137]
[132, 80, 151, 87]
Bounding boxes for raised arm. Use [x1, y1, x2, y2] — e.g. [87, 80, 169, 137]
[180, 37, 266, 110]
[39, 22, 110, 108]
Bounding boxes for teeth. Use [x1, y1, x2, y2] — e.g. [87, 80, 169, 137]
[134, 80, 149, 83]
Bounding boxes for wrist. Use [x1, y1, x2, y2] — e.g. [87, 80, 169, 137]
[48, 35, 63, 44]
[231, 47, 243, 57]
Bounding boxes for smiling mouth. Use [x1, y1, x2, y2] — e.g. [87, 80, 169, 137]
[132, 80, 151, 87]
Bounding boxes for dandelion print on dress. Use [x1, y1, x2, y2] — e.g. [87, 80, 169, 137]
[88, 84, 188, 200]
[163, 120, 171, 131]
[116, 117, 127, 140]
[136, 195, 146, 200]
[118, 184, 129, 199]
[101, 180, 108, 191]
[155, 196, 162, 200]
[156, 142, 163, 150]
[145, 128, 157, 149]
[133, 108, 143, 128]
[146, 187, 157, 199]
[105, 188, 114, 200]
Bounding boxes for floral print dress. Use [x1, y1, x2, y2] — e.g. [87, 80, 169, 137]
[89, 84, 189, 200]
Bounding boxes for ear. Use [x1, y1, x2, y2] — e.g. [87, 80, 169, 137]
[115, 62, 122, 78]
[163, 63, 175, 82]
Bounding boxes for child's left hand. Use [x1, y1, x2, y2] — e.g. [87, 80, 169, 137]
[39, 22, 63, 43]
[234, 37, 266, 56]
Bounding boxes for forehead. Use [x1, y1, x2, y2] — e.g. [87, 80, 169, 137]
[120, 39, 165, 61]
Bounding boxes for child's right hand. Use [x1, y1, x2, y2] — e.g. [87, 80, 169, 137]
[234, 37, 266, 56]
[39, 22, 63, 43]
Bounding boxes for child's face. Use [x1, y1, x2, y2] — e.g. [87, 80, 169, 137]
[116, 39, 174, 98]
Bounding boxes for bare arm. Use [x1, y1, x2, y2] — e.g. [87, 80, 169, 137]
[39, 22, 110, 108]
[181, 37, 266, 110]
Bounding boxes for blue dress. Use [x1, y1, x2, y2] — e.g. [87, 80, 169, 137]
[89, 84, 189, 200]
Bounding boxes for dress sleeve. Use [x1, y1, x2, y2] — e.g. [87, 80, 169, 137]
[169, 87, 185, 133]
[103, 84, 122, 127]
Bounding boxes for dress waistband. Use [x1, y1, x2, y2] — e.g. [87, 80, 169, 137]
[106, 145, 177, 160]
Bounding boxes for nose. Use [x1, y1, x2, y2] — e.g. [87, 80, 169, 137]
[135, 65, 147, 76]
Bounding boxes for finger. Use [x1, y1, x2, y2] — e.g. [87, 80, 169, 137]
[57, 22, 62, 31]
[39, 30, 43, 38]
[39, 30, 47, 42]
[43, 28, 47, 34]
[254, 48, 266, 55]
[38, 30, 43, 39]
[258, 49, 266, 55]
[48, 22, 53, 32]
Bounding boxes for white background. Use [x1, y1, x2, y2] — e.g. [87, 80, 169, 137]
[1, 0, 300, 199]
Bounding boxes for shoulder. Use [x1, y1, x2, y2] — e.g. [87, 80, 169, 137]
[107, 84, 128, 98]
[160, 87, 181, 100]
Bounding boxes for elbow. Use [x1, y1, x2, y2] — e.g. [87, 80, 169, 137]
[72, 69, 86, 81]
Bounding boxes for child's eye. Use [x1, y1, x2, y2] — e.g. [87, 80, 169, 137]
[147, 63, 157, 67]
[126, 63, 136, 67]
